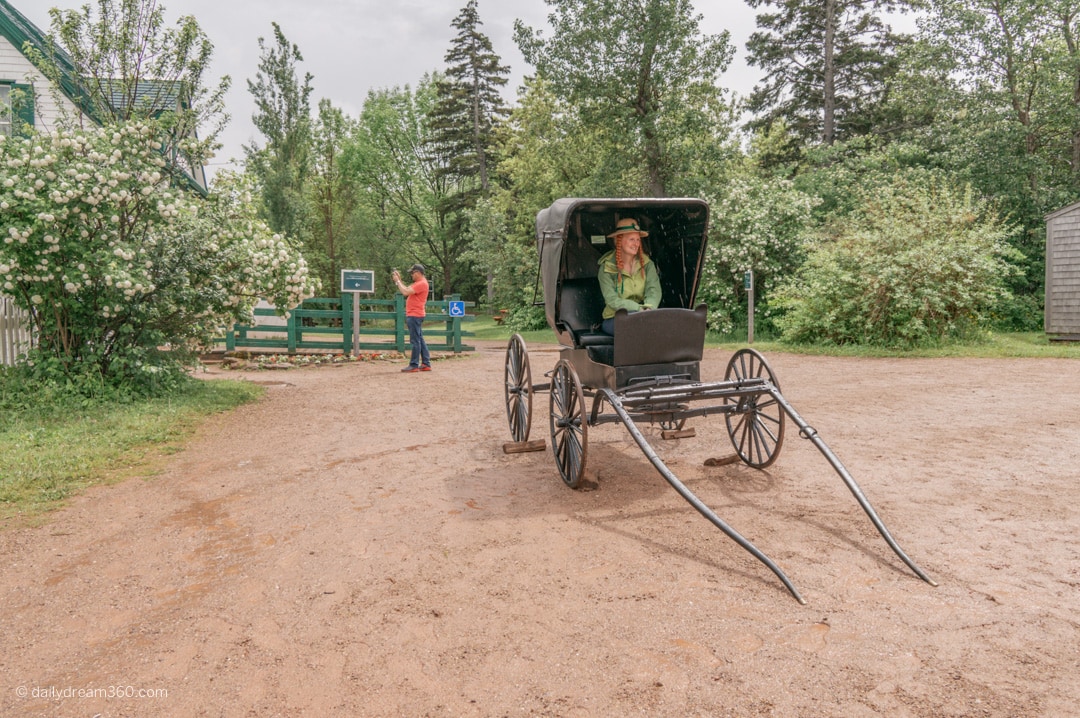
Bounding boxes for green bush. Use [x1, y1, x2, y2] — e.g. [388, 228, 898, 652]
[772, 179, 1024, 348]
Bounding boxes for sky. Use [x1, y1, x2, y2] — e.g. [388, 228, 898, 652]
[20, 0, 764, 177]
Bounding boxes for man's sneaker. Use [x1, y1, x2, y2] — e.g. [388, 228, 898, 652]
[401, 366, 420, 373]
[420, 365, 432, 372]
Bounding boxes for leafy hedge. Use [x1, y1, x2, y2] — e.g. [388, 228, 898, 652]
[772, 179, 1024, 348]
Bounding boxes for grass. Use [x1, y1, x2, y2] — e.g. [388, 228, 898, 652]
[468, 314, 1080, 359]
[0, 378, 264, 526]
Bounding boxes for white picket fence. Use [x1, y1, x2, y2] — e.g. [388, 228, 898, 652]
[1, 294, 33, 366]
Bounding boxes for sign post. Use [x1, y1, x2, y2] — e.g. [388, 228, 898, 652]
[341, 270, 375, 355]
[744, 269, 754, 345]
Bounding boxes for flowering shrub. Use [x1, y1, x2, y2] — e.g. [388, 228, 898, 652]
[0, 122, 318, 390]
[696, 175, 819, 334]
[772, 180, 1023, 348]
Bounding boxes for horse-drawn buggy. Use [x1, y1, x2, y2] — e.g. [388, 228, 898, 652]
[503, 197, 934, 603]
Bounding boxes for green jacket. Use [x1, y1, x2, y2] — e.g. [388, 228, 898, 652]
[597, 250, 661, 319]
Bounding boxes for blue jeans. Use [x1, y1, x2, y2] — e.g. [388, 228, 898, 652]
[406, 316, 430, 368]
[601, 309, 641, 336]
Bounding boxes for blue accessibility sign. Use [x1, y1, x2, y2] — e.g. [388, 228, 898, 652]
[448, 300, 466, 317]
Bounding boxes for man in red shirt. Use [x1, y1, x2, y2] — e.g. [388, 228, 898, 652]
[392, 263, 432, 372]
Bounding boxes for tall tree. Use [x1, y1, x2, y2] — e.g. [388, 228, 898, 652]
[36, 0, 229, 183]
[514, 0, 734, 197]
[744, 0, 911, 147]
[244, 22, 314, 243]
[306, 99, 359, 291]
[428, 1, 510, 301]
[346, 78, 468, 293]
[428, 0, 510, 200]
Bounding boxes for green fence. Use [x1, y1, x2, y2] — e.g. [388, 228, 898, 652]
[218, 294, 475, 355]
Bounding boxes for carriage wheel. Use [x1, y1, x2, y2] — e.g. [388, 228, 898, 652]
[504, 333, 533, 442]
[723, 348, 785, 468]
[549, 359, 588, 488]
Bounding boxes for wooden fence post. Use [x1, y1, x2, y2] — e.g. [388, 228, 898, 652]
[394, 294, 406, 353]
[340, 293, 352, 355]
[287, 310, 298, 354]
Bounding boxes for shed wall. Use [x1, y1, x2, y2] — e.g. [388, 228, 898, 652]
[1046, 207, 1080, 335]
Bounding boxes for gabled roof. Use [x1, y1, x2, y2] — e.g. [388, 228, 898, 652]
[1045, 200, 1080, 222]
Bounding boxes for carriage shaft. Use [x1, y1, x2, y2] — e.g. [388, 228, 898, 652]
[765, 387, 938, 587]
[599, 388, 807, 604]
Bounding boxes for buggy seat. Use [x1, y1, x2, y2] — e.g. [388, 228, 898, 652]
[556, 278, 614, 348]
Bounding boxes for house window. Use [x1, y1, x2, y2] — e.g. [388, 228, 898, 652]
[0, 84, 11, 136]
[0, 83, 34, 136]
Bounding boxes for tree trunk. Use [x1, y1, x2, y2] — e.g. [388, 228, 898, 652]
[822, 0, 837, 145]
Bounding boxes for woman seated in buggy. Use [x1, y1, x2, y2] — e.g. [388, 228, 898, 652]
[596, 217, 662, 335]
[535, 198, 709, 391]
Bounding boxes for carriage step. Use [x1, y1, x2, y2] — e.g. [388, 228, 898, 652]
[661, 428, 696, 440]
[502, 439, 547, 454]
[704, 454, 741, 466]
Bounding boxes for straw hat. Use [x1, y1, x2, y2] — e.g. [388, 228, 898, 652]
[607, 218, 648, 238]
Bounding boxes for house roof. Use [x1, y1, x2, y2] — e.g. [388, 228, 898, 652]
[1045, 200, 1080, 222]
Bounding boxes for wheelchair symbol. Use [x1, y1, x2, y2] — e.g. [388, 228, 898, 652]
[448, 301, 466, 317]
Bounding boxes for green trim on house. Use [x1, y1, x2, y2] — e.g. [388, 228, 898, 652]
[8, 81, 33, 135]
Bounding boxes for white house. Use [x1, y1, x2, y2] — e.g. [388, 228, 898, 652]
[0, 0, 207, 191]
[0, 0, 214, 364]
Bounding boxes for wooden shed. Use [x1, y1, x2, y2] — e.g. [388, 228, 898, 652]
[1045, 201, 1080, 341]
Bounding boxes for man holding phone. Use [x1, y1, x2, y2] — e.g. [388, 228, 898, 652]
[392, 264, 432, 372]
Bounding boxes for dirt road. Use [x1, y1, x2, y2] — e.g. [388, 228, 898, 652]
[2, 342, 1078, 717]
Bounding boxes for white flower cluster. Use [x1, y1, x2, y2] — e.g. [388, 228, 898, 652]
[0, 122, 319, 358]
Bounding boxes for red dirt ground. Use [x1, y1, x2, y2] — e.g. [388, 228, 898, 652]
[1, 341, 1078, 717]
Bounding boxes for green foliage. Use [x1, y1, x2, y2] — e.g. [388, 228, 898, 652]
[36, 0, 229, 179]
[515, 0, 736, 197]
[772, 179, 1025, 347]
[304, 99, 360, 291]
[0, 123, 318, 392]
[696, 173, 819, 334]
[244, 22, 315, 242]
[345, 78, 466, 294]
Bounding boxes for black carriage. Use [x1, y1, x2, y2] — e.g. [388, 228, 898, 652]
[503, 197, 935, 603]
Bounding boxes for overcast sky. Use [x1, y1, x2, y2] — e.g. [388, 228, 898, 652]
[22, 1, 763, 176]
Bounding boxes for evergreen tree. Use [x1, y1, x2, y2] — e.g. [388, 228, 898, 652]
[428, 0, 510, 202]
[244, 22, 314, 243]
[744, 0, 912, 149]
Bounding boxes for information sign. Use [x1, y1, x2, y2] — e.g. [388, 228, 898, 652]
[341, 269, 375, 294]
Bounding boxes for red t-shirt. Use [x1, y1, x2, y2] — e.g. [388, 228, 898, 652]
[405, 277, 429, 317]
